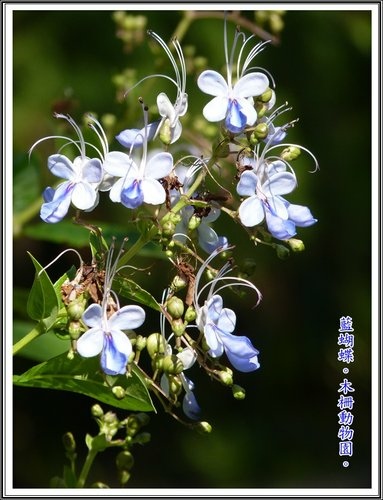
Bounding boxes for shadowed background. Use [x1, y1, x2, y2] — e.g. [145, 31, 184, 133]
[12, 8, 372, 489]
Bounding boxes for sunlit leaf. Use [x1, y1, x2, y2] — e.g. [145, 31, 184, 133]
[27, 252, 59, 324]
[13, 352, 155, 412]
[14, 320, 70, 361]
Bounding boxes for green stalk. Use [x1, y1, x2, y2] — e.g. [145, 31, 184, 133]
[76, 449, 98, 488]
[13, 322, 45, 355]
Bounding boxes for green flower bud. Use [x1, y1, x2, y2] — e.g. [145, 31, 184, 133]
[92, 481, 110, 488]
[218, 370, 233, 386]
[253, 122, 269, 139]
[165, 249, 174, 258]
[280, 146, 301, 161]
[112, 386, 126, 400]
[161, 220, 176, 237]
[184, 305, 196, 323]
[134, 412, 151, 427]
[134, 431, 151, 445]
[167, 296, 185, 319]
[259, 87, 273, 103]
[116, 450, 135, 471]
[193, 421, 213, 434]
[135, 335, 147, 352]
[118, 470, 131, 486]
[168, 374, 183, 396]
[249, 133, 259, 146]
[275, 244, 290, 260]
[171, 318, 186, 337]
[287, 238, 305, 252]
[162, 354, 184, 375]
[62, 432, 76, 453]
[232, 384, 246, 400]
[269, 12, 285, 34]
[159, 118, 172, 146]
[188, 214, 201, 230]
[255, 101, 268, 119]
[171, 275, 187, 292]
[67, 297, 86, 320]
[68, 320, 82, 340]
[91, 404, 104, 418]
[146, 333, 166, 359]
[151, 353, 164, 372]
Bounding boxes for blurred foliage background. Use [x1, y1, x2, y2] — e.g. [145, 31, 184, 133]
[12, 8, 373, 489]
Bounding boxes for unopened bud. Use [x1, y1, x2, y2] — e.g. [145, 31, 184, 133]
[287, 238, 305, 252]
[214, 139, 230, 158]
[91, 404, 104, 418]
[194, 421, 213, 434]
[161, 220, 176, 237]
[255, 101, 268, 119]
[168, 374, 183, 396]
[134, 431, 151, 444]
[162, 354, 184, 375]
[116, 450, 134, 471]
[259, 87, 273, 103]
[151, 353, 164, 371]
[146, 333, 166, 359]
[62, 432, 76, 453]
[275, 244, 290, 260]
[68, 320, 82, 340]
[253, 122, 269, 139]
[184, 305, 196, 323]
[172, 318, 186, 337]
[159, 118, 172, 145]
[171, 275, 187, 292]
[166, 296, 184, 319]
[118, 470, 131, 485]
[232, 384, 246, 400]
[112, 386, 126, 400]
[188, 214, 201, 230]
[280, 146, 301, 161]
[135, 335, 147, 352]
[218, 370, 233, 386]
[67, 297, 86, 320]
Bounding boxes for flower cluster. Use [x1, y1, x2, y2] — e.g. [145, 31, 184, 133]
[29, 19, 318, 426]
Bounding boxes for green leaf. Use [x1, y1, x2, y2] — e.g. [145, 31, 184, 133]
[113, 276, 162, 312]
[13, 352, 155, 412]
[13, 153, 40, 215]
[27, 253, 59, 325]
[14, 320, 70, 361]
[89, 229, 109, 262]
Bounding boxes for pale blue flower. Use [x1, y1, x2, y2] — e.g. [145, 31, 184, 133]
[30, 114, 104, 223]
[77, 303, 145, 375]
[40, 154, 102, 223]
[197, 22, 269, 134]
[194, 249, 261, 373]
[76, 240, 146, 375]
[237, 167, 317, 239]
[198, 294, 260, 373]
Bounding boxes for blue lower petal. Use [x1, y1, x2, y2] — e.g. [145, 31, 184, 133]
[121, 179, 144, 209]
[101, 335, 128, 375]
[225, 99, 247, 134]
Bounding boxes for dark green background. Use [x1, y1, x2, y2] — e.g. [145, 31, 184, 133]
[12, 8, 373, 489]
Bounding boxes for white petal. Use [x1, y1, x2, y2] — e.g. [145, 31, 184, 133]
[48, 154, 75, 180]
[103, 151, 137, 178]
[202, 96, 228, 122]
[141, 178, 166, 205]
[263, 172, 297, 197]
[233, 72, 269, 98]
[82, 303, 103, 328]
[76, 328, 104, 357]
[71, 182, 97, 210]
[237, 170, 258, 196]
[197, 70, 228, 96]
[177, 347, 197, 370]
[217, 307, 237, 334]
[238, 196, 265, 227]
[267, 196, 289, 219]
[145, 152, 173, 179]
[109, 305, 145, 331]
[82, 158, 103, 184]
[157, 93, 176, 121]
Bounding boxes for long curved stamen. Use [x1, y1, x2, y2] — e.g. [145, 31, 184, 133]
[87, 114, 109, 159]
[239, 38, 270, 78]
[29, 135, 82, 159]
[172, 37, 186, 95]
[37, 248, 83, 278]
[267, 142, 320, 173]
[54, 113, 87, 158]
[139, 99, 149, 174]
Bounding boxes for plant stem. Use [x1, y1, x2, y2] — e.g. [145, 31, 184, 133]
[76, 449, 98, 488]
[13, 322, 45, 355]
